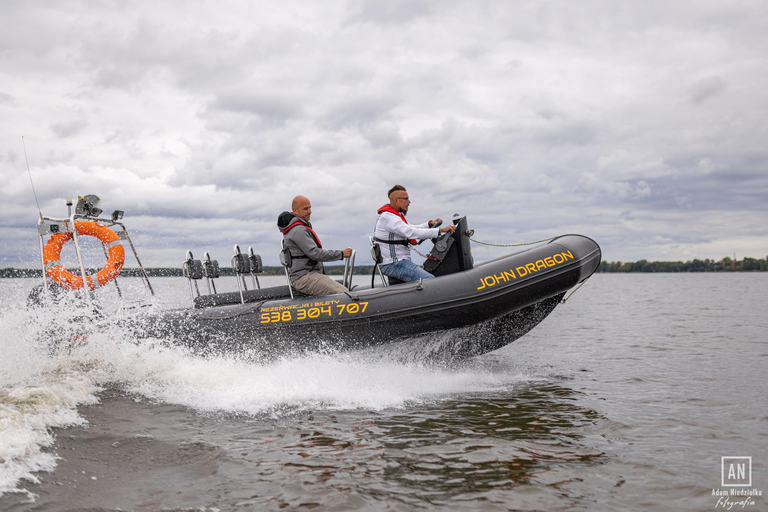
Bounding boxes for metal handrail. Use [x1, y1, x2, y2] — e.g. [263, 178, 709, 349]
[279, 240, 294, 300]
[231, 245, 247, 304]
[248, 246, 261, 290]
[182, 250, 200, 301]
[113, 220, 154, 296]
[69, 215, 91, 305]
[342, 249, 356, 290]
[36, 210, 155, 303]
[204, 252, 218, 295]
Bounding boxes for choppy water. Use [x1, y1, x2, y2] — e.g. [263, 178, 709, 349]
[0, 274, 765, 511]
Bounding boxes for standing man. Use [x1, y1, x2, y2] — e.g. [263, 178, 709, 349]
[277, 195, 353, 296]
[373, 185, 455, 282]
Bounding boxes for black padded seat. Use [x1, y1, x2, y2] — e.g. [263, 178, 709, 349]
[194, 286, 308, 309]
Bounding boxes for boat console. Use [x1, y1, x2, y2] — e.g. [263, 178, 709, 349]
[423, 215, 474, 277]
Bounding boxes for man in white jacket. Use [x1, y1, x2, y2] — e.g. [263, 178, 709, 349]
[373, 185, 455, 282]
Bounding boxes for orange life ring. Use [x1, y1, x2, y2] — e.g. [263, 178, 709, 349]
[42, 221, 126, 290]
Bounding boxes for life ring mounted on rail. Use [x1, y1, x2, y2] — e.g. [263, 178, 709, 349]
[42, 221, 126, 290]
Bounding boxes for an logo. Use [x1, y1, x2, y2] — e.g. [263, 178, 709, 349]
[712, 456, 762, 509]
[723, 457, 752, 487]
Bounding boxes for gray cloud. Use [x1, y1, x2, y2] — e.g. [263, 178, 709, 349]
[344, 0, 434, 26]
[50, 118, 89, 138]
[688, 76, 728, 104]
[1, 1, 767, 268]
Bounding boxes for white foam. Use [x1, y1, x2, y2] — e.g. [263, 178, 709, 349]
[110, 349, 519, 415]
[0, 279, 534, 498]
[0, 290, 102, 499]
[0, 360, 99, 498]
[45, 321, 523, 416]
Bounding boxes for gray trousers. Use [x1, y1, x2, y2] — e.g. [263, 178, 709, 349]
[292, 271, 348, 296]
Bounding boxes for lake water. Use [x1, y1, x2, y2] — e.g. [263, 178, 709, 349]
[0, 274, 765, 511]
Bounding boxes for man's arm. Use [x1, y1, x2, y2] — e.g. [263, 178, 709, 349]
[379, 213, 439, 241]
[293, 227, 344, 262]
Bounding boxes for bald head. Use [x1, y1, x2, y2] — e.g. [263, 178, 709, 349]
[291, 195, 312, 222]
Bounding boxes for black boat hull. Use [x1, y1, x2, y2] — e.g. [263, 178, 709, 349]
[144, 234, 601, 361]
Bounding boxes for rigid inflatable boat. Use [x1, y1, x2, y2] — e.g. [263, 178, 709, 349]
[33, 196, 601, 361]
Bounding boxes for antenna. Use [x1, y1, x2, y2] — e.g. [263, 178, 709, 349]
[22, 136, 44, 222]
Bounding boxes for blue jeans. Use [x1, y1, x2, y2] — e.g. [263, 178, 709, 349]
[380, 260, 434, 283]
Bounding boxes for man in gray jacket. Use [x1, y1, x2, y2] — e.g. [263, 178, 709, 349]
[277, 195, 353, 296]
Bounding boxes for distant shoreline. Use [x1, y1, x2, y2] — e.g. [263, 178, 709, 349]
[3, 255, 767, 277]
[597, 256, 767, 273]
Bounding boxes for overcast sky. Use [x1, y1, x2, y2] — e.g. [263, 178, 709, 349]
[1, 0, 766, 269]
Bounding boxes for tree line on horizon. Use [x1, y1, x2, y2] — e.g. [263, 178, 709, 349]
[4, 254, 768, 278]
[597, 256, 768, 273]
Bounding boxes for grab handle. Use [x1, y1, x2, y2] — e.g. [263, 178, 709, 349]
[342, 250, 356, 290]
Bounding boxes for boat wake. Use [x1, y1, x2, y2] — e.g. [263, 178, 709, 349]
[0, 291, 542, 500]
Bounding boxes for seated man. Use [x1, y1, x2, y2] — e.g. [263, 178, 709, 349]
[277, 195, 352, 296]
[373, 185, 455, 283]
